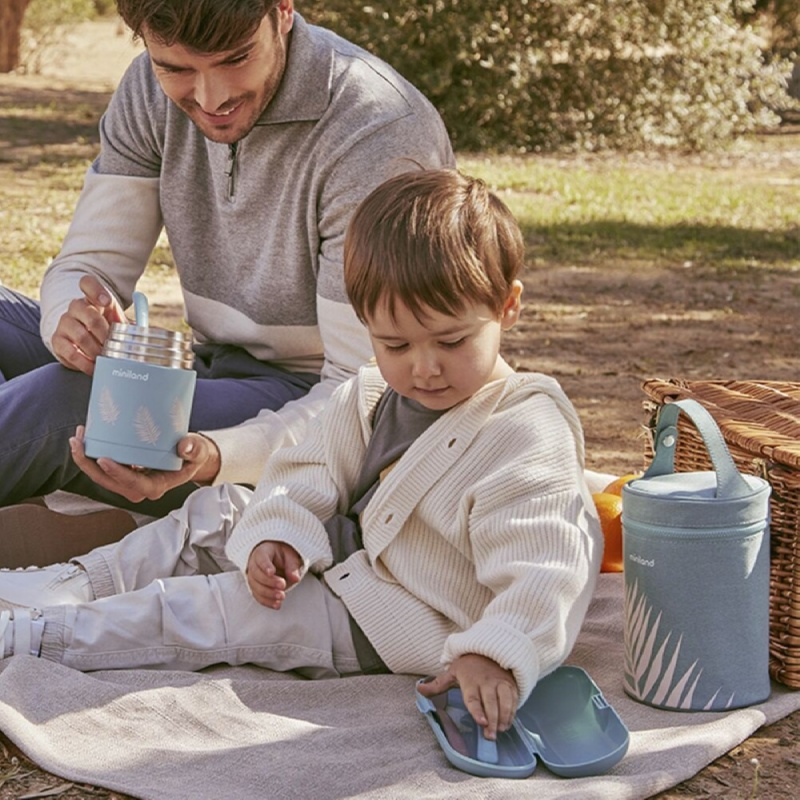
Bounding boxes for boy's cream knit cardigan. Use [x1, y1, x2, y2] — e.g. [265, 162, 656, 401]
[227, 365, 602, 704]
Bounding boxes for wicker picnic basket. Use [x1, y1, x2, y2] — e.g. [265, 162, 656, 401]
[641, 378, 800, 689]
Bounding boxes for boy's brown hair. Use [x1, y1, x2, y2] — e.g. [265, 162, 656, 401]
[344, 169, 525, 324]
[117, 0, 281, 51]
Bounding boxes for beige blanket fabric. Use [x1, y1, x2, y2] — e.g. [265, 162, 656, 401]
[1, 574, 798, 800]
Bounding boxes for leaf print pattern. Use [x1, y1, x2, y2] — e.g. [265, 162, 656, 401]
[624, 578, 734, 710]
[135, 406, 161, 445]
[171, 396, 189, 434]
[99, 387, 120, 424]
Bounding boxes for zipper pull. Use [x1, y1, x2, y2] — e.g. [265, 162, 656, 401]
[226, 142, 238, 199]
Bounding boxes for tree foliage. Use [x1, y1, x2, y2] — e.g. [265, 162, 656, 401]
[302, 0, 792, 152]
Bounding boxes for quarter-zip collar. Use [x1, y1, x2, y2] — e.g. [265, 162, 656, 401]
[222, 15, 329, 199]
[254, 14, 332, 127]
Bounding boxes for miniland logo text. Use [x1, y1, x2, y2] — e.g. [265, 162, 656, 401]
[112, 368, 149, 381]
[628, 553, 655, 567]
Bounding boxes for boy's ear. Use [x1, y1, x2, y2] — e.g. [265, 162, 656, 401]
[500, 280, 523, 330]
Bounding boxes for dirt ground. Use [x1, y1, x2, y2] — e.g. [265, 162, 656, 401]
[0, 18, 799, 800]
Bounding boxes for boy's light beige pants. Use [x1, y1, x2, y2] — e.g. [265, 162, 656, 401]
[38, 485, 362, 676]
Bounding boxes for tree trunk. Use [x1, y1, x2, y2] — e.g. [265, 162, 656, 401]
[0, 0, 32, 73]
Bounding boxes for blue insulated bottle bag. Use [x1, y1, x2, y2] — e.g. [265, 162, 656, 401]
[622, 399, 771, 711]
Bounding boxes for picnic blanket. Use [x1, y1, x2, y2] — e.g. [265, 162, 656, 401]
[0, 573, 798, 800]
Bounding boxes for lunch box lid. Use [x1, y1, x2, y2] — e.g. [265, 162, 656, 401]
[415, 665, 629, 779]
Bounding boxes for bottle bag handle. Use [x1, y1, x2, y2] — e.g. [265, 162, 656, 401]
[643, 398, 752, 500]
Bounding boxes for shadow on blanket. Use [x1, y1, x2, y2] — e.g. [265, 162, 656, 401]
[0, 574, 797, 800]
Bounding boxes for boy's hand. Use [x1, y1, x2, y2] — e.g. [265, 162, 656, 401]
[246, 541, 303, 609]
[417, 654, 518, 741]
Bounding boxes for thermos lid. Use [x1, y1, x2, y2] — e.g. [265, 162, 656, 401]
[101, 293, 194, 370]
[107, 323, 192, 345]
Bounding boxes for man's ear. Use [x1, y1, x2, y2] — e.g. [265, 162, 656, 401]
[500, 280, 523, 330]
[277, 1, 295, 34]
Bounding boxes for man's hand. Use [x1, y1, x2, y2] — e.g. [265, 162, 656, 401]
[246, 541, 304, 609]
[70, 426, 222, 503]
[416, 654, 518, 741]
[51, 275, 127, 375]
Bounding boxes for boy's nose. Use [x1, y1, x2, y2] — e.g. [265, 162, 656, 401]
[412, 353, 442, 379]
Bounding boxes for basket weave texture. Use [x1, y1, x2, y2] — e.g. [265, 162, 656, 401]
[642, 378, 800, 690]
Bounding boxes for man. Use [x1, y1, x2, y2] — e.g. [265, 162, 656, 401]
[0, 1, 454, 533]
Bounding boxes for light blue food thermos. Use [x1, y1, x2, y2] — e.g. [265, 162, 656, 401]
[83, 292, 196, 471]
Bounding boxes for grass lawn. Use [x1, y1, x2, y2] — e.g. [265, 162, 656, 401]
[3, 93, 798, 301]
[459, 140, 799, 274]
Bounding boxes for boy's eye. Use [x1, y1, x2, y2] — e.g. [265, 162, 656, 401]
[384, 343, 409, 352]
[224, 54, 250, 66]
[440, 337, 466, 349]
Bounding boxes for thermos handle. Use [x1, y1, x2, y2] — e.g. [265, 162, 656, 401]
[644, 399, 753, 499]
[133, 291, 149, 328]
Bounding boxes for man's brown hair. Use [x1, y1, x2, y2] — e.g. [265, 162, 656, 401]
[344, 169, 525, 324]
[116, 0, 281, 51]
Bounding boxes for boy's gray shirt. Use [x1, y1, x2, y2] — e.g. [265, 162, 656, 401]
[39, 14, 455, 484]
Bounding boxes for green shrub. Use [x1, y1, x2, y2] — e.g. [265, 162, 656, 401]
[302, 0, 791, 152]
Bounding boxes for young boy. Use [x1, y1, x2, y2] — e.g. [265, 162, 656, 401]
[0, 170, 601, 741]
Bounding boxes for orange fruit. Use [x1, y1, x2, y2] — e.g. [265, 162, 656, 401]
[593, 491, 624, 573]
[602, 473, 640, 496]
